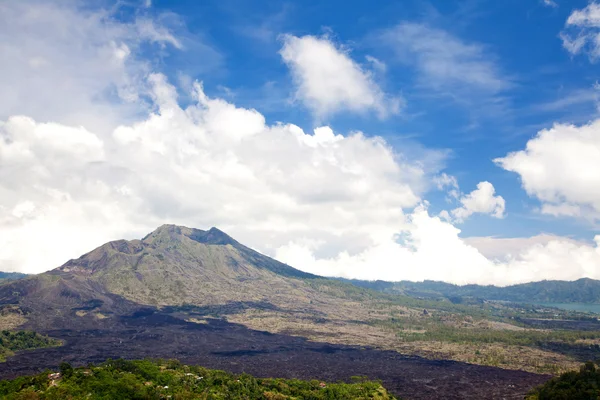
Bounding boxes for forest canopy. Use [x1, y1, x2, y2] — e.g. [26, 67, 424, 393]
[0, 358, 397, 399]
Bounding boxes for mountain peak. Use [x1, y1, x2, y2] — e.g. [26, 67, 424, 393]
[142, 224, 237, 246]
[46, 223, 316, 309]
[188, 227, 238, 246]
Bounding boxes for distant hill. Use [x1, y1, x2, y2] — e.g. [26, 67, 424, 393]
[0, 272, 28, 282]
[343, 278, 600, 304]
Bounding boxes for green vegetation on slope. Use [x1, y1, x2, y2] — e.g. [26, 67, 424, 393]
[345, 278, 600, 304]
[527, 361, 600, 399]
[0, 331, 60, 361]
[0, 359, 396, 400]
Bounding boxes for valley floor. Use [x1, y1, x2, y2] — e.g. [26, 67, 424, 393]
[0, 310, 549, 400]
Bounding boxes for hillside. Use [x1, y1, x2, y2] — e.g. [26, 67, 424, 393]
[344, 278, 600, 304]
[0, 358, 396, 400]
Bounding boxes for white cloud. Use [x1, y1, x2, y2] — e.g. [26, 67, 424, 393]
[465, 234, 600, 283]
[280, 35, 402, 119]
[383, 23, 509, 93]
[561, 2, 600, 61]
[276, 205, 600, 285]
[365, 55, 387, 73]
[433, 173, 458, 191]
[0, 74, 434, 274]
[0, 0, 215, 133]
[464, 234, 569, 261]
[542, 0, 558, 8]
[3, 73, 600, 286]
[450, 181, 506, 223]
[433, 172, 460, 202]
[534, 86, 600, 113]
[433, 176, 505, 222]
[495, 120, 600, 220]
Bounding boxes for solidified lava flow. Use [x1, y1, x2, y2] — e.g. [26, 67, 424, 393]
[0, 313, 549, 400]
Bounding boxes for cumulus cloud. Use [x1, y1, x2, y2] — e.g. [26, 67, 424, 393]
[560, 2, 600, 61]
[450, 181, 506, 223]
[465, 234, 570, 261]
[3, 73, 600, 285]
[0, 0, 217, 132]
[276, 206, 600, 285]
[0, 73, 431, 274]
[279, 35, 402, 119]
[495, 120, 600, 220]
[434, 176, 504, 222]
[433, 173, 460, 201]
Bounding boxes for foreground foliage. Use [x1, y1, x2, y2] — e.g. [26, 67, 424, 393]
[0, 331, 60, 361]
[0, 358, 397, 399]
[527, 361, 600, 399]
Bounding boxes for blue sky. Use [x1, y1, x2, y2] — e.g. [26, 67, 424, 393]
[1, 0, 600, 284]
[140, 0, 598, 239]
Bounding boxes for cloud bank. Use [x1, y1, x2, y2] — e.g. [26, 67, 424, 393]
[3, 71, 600, 285]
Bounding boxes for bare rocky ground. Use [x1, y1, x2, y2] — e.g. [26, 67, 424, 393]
[0, 309, 549, 400]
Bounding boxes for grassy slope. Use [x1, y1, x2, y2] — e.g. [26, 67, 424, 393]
[0, 359, 397, 399]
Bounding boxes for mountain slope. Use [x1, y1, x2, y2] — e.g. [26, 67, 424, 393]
[0, 224, 384, 331]
[53, 224, 317, 307]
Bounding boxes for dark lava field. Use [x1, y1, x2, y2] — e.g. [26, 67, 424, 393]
[0, 309, 549, 400]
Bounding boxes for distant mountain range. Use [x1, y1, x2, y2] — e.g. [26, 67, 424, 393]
[2, 228, 599, 306]
[342, 278, 600, 304]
